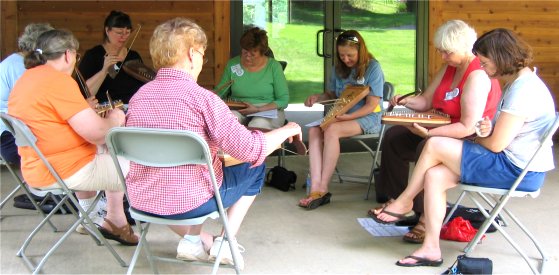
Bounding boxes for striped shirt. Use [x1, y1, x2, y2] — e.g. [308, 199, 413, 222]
[125, 68, 267, 215]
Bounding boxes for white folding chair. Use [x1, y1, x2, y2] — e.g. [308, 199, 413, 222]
[106, 127, 242, 274]
[0, 113, 126, 274]
[444, 112, 559, 275]
[334, 82, 395, 199]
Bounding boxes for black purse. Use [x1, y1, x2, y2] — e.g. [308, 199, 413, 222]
[442, 254, 493, 274]
[266, 166, 297, 192]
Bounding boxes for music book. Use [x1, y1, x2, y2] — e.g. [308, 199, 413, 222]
[247, 109, 278, 119]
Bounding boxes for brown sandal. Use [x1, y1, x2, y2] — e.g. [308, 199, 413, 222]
[402, 220, 425, 244]
[298, 192, 331, 210]
[367, 198, 395, 218]
[98, 218, 139, 246]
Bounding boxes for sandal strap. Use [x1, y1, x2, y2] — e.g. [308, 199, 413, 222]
[102, 218, 137, 243]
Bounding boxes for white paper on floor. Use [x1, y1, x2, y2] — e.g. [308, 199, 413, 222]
[357, 218, 410, 237]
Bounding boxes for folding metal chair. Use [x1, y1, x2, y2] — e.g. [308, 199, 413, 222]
[106, 127, 242, 274]
[444, 112, 559, 275]
[0, 113, 126, 274]
[334, 82, 395, 199]
[0, 155, 58, 231]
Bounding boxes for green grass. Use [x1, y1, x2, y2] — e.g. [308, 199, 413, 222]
[250, 1, 417, 103]
[269, 25, 416, 103]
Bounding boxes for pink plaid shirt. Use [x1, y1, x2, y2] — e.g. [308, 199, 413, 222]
[125, 68, 267, 215]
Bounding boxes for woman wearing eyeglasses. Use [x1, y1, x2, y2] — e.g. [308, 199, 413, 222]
[298, 30, 385, 209]
[216, 27, 289, 130]
[374, 28, 555, 268]
[78, 10, 145, 104]
[8, 29, 138, 246]
[369, 20, 501, 244]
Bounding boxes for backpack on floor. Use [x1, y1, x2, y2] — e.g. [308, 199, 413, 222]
[266, 166, 297, 192]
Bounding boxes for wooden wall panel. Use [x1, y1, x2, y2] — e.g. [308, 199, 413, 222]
[429, 0, 559, 108]
[1, 1, 229, 90]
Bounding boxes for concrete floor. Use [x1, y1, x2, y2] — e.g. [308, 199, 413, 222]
[1, 146, 558, 274]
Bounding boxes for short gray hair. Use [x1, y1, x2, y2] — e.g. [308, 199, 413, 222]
[433, 20, 477, 55]
[18, 23, 54, 52]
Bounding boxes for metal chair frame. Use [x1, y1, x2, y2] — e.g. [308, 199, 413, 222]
[334, 82, 395, 199]
[106, 127, 241, 274]
[0, 113, 126, 274]
[444, 112, 559, 275]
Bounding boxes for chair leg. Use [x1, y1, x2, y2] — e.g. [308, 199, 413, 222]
[465, 194, 545, 274]
[128, 222, 156, 275]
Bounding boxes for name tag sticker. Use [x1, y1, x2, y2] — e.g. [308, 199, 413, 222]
[444, 88, 460, 100]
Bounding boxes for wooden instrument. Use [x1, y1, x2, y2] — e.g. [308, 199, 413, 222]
[74, 68, 92, 98]
[320, 85, 370, 130]
[218, 150, 244, 167]
[382, 109, 451, 127]
[96, 100, 124, 115]
[225, 100, 248, 110]
[122, 60, 156, 83]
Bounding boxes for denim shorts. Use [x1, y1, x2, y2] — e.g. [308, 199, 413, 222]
[158, 162, 266, 220]
[460, 141, 545, 192]
[356, 112, 382, 134]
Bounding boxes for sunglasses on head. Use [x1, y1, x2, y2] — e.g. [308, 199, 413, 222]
[337, 33, 359, 44]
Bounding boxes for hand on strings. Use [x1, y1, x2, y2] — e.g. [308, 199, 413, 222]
[407, 123, 429, 138]
[238, 102, 258, 115]
[335, 113, 353, 121]
[86, 96, 98, 109]
[304, 94, 321, 107]
[475, 116, 492, 137]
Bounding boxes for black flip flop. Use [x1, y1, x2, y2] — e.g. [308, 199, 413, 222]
[371, 207, 416, 225]
[395, 255, 443, 267]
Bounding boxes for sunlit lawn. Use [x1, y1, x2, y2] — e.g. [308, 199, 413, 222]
[269, 23, 415, 103]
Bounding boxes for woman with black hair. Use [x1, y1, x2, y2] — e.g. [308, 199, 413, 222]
[78, 10, 145, 104]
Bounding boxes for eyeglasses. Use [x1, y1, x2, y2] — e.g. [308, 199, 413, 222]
[194, 49, 208, 65]
[110, 28, 131, 37]
[337, 33, 359, 44]
[479, 60, 491, 68]
[241, 49, 258, 58]
[436, 48, 453, 56]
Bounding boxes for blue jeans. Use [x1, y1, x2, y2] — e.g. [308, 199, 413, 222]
[139, 162, 266, 220]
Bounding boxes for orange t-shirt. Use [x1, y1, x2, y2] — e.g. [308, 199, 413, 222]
[8, 65, 96, 187]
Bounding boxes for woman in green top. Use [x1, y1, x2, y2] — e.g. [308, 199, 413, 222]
[216, 27, 289, 130]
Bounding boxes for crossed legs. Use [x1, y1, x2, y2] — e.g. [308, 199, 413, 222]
[373, 137, 464, 264]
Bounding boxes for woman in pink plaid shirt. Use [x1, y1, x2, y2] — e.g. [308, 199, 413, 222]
[125, 17, 301, 270]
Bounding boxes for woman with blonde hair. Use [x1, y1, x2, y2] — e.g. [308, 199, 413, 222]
[126, 17, 302, 270]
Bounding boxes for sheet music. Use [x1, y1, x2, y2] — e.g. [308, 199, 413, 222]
[357, 218, 409, 237]
[247, 109, 278, 119]
[305, 118, 323, 127]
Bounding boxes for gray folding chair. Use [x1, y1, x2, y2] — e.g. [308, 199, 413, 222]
[0, 155, 58, 231]
[444, 112, 559, 275]
[0, 113, 126, 274]
[334, 82, 395, 199]
[106, 127, 241, 274]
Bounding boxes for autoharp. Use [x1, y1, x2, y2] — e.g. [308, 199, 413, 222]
[217, 150, 244, 167]
[320, 85, 369, 130]
[122, 60, 156, 83]
[382, 109, 451, 128]
[225, 100, 248, 110]
[96, 100, 124, 115]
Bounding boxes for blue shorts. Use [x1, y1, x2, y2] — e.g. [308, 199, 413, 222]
[460, 141, 545, 192]
[142, 162, 265, 220]
[356, 112, 382, 134]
